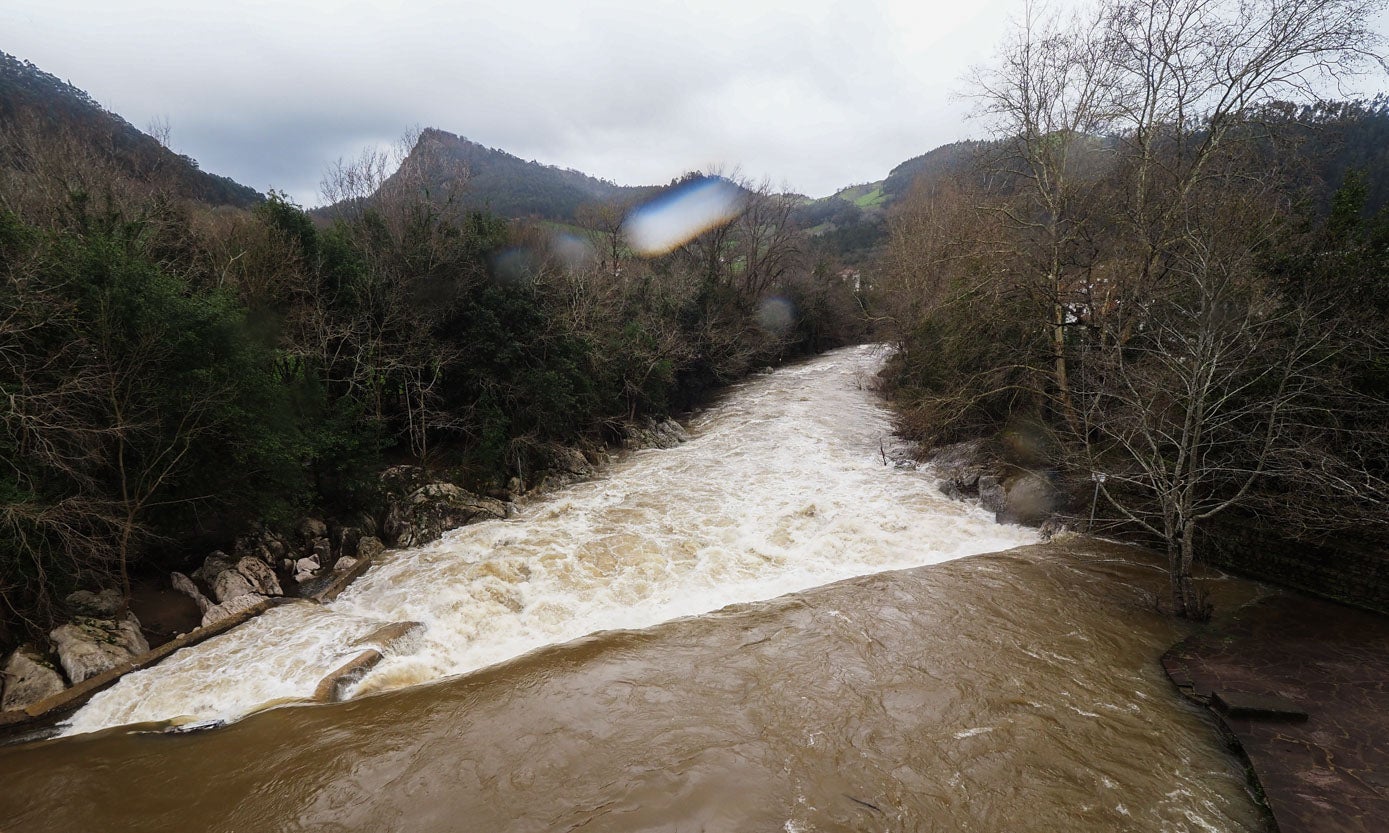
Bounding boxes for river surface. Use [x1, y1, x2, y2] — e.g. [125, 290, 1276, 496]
[0, 345, 1268, 832]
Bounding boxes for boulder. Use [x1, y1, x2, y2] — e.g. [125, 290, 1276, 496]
[294, 555, 321, 583]
[201, 593, 268, 628]
[383, 483, 509, 548]
[235, 556, 283, 597]
[170, 572, 212, 613]
[622, 418, 689, 450]
[333, 525, 365, 560]
[310, 537, 332, 562]
[1, 647, 67, 711]
[211, 568, 255, 604]
[378, 464, 429, 495]
[192, 551, 236, 586]
[978, 475, 1006, 514]
[996, 471, 1057, 526]
[65, 588, 123, 618]
[332, 556, 359, 574]
[49, 613, 150, 684]
[356, 536, 385, 560]
[549, 446, 594, 477]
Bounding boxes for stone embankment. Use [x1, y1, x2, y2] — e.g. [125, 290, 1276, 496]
[0, 417, 689, 735]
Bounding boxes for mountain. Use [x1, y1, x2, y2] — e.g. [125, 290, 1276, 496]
[0, 51, 262, 208]
[784, 141, 992, 262]
[382, 128, 655, 222]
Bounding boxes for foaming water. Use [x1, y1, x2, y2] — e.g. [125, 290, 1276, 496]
[0, 541, 1268, 833]
[64, 345, 1035, 735]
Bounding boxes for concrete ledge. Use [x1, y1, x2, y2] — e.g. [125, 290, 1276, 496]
[1162, 592, 1389, 832]
[1212, 690, 1308, 721]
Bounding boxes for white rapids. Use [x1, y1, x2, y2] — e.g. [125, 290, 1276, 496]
[64, 344, 1036, 736]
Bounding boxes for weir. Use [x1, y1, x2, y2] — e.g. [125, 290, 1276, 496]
[0, 346, 1267, 832]
[61, 345, 1034, 735]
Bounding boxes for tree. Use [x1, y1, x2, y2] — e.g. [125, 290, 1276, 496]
[956, 0, 1388, 616]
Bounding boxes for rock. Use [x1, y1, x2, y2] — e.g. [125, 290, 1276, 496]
[549, 445, 594, 477]
[926, 439, 986, 472]
[211, 569, 255, 604]
[312, 649, 383, 702]
[65, 589, 123, 618]
[234, 556, 282, 597]
[170, 572, 212, 613]
[333, 525, 365, 559]
[310, 536, 332, 562]
[200, 593, 268, 627]
[296, 517, 328, 541]
[49, 613, 150, 683]
[350, 621, 424, 650]
[2, 647, 67, 711]
[382, 483, 509, 548]
[192, 551, 236, 586]
[294, 555, 321, 583]
[333, 556, 358, 574]
[978, 475, 1006, 514]
[1039, 518, 1068, 542]
[996, 471, 1057, 526]
[356, 536, 385, 560]
[659, 418, 690, 443]
[378, 464, 429, 495]
[261, 532, 288, 561]
[623, 418, 689, 450]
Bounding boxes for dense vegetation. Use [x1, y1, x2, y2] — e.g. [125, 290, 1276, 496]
[0, 52, 262, 209]
[0, 116, 865, 645]
[876, 0, 1389, 617]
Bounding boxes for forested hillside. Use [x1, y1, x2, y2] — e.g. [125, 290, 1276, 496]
[0, 51, 262, 209]
[0, 70, 867, 646]
[875, 0, 1389, 618]
[346, 128, 654, 222]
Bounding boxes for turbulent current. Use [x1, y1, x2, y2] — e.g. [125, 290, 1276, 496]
[0, 345, 1268, 832]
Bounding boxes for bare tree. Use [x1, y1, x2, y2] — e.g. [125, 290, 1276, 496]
[965, 0, 1387, 616]
[971, 1, 1123, 425]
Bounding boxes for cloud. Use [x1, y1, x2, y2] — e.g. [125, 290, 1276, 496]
[0, 0, 1241, 204]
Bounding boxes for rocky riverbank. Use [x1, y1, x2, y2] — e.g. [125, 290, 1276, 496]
[0, 417, 690, 729]
[916, 438, 1070, 535]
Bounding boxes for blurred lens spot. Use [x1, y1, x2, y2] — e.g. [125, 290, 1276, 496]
[758, 296, 795, 335]
[492, 247, 538, 284]
[551, 232, 595, 271]
[623, 176, 745, 257]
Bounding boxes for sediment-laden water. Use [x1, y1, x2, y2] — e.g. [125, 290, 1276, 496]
[63, 344, 1036, 734]
[0, 345, 1267, 832]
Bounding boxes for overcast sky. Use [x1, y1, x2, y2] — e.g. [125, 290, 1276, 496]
[5, 1, 1387, 207]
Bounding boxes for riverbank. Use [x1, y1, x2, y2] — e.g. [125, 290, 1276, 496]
[0, 415, 694, 738]
[0, 538, 1271, 832]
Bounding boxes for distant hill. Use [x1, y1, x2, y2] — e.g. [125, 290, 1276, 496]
[785, 141, 993, 262]
[0, 51, 262, 208]
[378, 128, 656, 222]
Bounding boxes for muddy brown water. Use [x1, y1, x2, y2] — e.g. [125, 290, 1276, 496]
[0, 347, 1271, 831]
[0, 541, 1268, 833]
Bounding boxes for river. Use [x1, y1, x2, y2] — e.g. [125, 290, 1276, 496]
[0, 345, 1267, 832]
